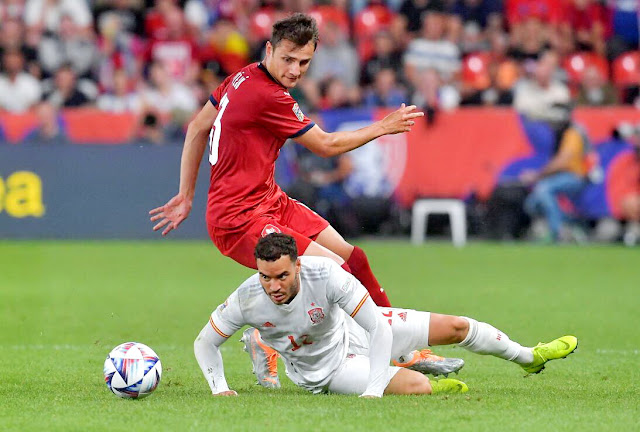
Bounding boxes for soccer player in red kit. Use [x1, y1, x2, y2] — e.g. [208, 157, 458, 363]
[150, 13, 461, 386]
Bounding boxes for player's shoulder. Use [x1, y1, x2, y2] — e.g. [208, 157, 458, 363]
[235, 274, 266, 305]
[299, 256, 339, 280]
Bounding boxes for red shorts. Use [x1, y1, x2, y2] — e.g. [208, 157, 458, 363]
[207, 196, 329, 269]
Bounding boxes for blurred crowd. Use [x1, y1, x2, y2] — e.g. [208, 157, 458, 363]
[1, 0, 640, 143]
[1, 0, 640, 244]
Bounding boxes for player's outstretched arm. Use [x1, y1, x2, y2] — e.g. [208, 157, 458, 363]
[194, 322, 237, 396]
[295, 103, 424, 158]
[149, 101, 218, 236]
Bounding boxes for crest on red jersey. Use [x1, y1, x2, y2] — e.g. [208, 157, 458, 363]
[261, 224, 281, 237]
[292, 103, 304, 122]
[307, 307, 325, 325]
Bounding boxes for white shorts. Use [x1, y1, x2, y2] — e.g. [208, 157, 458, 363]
[326, 308, 431, 395]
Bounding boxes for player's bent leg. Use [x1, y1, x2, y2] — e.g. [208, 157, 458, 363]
[427, 313, 470, 345]
[383, 308, 465, 376]
[302, 240, 345, 264]
[313, 225, 354, 261]
[384, 368, 431, 395]
[315, 225, 391, 307]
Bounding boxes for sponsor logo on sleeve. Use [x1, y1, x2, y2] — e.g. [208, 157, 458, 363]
[292, 103, 305, 122]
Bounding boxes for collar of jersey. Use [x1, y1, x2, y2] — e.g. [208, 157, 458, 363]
[258, 62, 285, 88]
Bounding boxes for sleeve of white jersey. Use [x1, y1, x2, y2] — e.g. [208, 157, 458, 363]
[326, 261, 393, 397]
[195, 288, 246, 394]
[210, 289, 245, 339]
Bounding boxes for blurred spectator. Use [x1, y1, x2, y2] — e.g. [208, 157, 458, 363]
[576, 65, 618, 106]
[0, 18, 40, 79]
[22, 102, 69, 145]
[38, 14, 99, 79]
[458, 21, 490, 54]
[93, 0, 146, 37]
[140, 61, 197, 127]
[319, 77, 360, 110]
[403, 12, 461, 86]
[0, 0, 27, 22]
[513, 50, 570, 123]
[520, 108, 591, 243]
[96, 9, 145, 93]
[395, 0, 445, 37]
[410, 68, 460, 121]
[508, 17, 552, 62]
[24, 0, 93, 35]
[308, 20, 359, 87]
[144, 0, 179, 40]
[363, 68, 407, 108]
[134, 111, 167, 145]
[450, 0, 503, 29]
[201, 18, 250, 76]
[96, 69, 142, 113]
[0, 49, 42, 113]
[146, 5, 200, 84]
[360, 30, 404, 87]
[43, 64, 93, 108]
[609, 0, 639, 57]
[505, 0, 565, 29]
[560, 0, 610, 56]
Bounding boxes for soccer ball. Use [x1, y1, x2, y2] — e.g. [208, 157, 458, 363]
[103, 342, 162, 399]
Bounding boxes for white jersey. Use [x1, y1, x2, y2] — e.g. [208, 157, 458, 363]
[210, 256, 371, 392]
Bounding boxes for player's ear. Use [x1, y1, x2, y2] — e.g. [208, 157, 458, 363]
[295, 257, 301, 273]
[265, 41, 273, 58]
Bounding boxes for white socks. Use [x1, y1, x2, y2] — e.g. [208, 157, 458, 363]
[458, 317, 534, 365]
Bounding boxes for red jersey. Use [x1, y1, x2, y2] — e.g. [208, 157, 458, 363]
[206, 62, 315, 229]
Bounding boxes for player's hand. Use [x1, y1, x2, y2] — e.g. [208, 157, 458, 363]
[380, 103, 424, 135]
[213, 390, 238, 396]
[149, 193, 192, 236]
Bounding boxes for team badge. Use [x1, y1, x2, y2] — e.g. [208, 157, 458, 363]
[292, 103, 305, 122]
[217, 299, 229, 312]
[261, 224, 281, 237]
[307, 307, 325, 325]
[398, 312, 407, 322]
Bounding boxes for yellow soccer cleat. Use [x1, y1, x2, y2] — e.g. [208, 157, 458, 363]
[429, 378, 469, 395]
[522, 335, 578, 374]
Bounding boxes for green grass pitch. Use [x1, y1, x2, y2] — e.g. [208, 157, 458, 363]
[1, 241, 638, 431]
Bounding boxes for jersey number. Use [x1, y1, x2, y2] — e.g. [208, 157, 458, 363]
[288, 334, 313, 351]
[208, 93, 229, 166]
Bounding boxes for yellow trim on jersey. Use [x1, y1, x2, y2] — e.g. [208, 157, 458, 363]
[209, 316, 230, 338]
[350, 293, 370, 318]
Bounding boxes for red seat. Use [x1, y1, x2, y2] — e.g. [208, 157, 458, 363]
[462, 52, 491, 90]
[249, 8, 278, 42]
[353, 5, 394, 40]
[612, 51, 640, 87]
[309, 5, 350, 36]
[562, 52, 609, 84]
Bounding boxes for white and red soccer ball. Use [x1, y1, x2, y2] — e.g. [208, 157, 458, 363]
[104, 342, 162, 399]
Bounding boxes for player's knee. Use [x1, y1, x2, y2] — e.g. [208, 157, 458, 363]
[409, 374, 432, 395]
[451, 316, 470, 343]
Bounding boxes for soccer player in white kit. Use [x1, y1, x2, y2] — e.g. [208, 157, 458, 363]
[194, 234, 578, 397]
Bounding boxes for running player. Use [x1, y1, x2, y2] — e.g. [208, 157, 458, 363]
[149, 13, 452, 383]
[193, 234, 578, 397]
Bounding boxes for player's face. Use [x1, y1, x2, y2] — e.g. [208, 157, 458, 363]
[265, 39, 315, 88]
[257, 255, 301, 305]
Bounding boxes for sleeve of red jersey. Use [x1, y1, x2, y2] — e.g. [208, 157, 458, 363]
[209, 74, 234, 108]
[258, 89, 316, 141]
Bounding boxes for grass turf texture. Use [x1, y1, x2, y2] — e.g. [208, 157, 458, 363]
[1, 241, 638, 432]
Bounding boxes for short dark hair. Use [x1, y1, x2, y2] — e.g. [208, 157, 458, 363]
[270, 13, 319, 50]
[255, 233, 298, 262]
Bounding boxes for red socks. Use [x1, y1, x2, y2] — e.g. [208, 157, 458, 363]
[345, 246, 391, 307]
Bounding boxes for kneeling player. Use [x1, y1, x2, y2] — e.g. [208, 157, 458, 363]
[194, 234, 578, 397]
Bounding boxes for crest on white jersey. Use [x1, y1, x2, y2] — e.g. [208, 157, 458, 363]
[307, 307, 325, 325]
[261, 224, 282, 237]
[292, 103, 305, 122]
